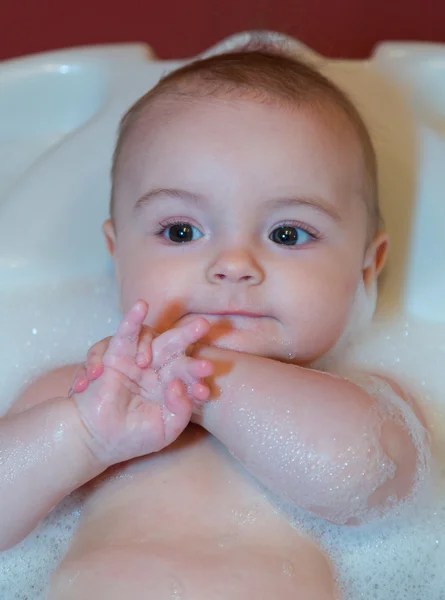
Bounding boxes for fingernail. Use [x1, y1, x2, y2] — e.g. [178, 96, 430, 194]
[87, 363, 103, 380]
[71, 378, 88, 394]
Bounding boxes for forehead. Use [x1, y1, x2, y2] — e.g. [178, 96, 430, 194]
[113, 96, 367, 219]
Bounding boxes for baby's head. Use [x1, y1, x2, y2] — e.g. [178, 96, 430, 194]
[103, 49, 388, 364]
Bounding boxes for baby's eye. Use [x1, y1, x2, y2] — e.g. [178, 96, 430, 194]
[269, 225, 313, 246]
[162, 222, 203, 243]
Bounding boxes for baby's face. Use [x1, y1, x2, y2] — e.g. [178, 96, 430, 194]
[105, 97, 385, 364]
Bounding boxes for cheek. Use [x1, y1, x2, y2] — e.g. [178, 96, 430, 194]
[117, 252, 194, 328]
[280, 259, 360, 356]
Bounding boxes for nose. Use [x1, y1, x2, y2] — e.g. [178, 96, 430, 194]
[206, 248, 264, 285]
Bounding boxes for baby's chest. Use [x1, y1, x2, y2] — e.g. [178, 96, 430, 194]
[52, 428, 336, 599]
[73, 426, 298, 550]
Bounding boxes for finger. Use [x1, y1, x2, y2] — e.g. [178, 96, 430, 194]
[68, 365, 89, 397]
[106, 300, 149, 360]
[171, 357, 213, 385]
[190, 382, 211, 402]
[164, 379, 192, 417]
[86, 358, 104, 382]
[86, 337, 111, 380]
[186, 358, 213, 379]
[162, 380, 193, 442]
[135, 326, 155, 368]
[86, 340, 110, 380]
[153, 317, 210, 366]
[86, 338, 110, 361]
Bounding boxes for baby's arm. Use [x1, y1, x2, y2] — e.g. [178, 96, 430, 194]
[0, 396, 105, 551]
[192, 346, 429, 525]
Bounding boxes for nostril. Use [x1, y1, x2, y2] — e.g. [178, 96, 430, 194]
[215, 273, 226, 280]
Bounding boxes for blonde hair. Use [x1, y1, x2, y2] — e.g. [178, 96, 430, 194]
[110, 49, 381, 239]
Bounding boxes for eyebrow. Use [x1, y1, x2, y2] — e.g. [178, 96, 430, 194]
[265, 196, 342, 222]
[133, 187, 341, 221]
[133, 188, 206, 215]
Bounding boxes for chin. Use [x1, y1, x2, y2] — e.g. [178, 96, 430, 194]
[208, 333, 334, 368]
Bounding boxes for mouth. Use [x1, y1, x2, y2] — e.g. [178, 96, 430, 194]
[198, 310, 268, 319]
[177, 311, 274, 333]
[176, 311, 281, 354]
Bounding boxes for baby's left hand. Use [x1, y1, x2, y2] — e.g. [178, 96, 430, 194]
[70, 318, 209, 415]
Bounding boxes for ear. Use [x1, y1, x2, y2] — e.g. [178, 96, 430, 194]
[102, 219, 117, 258]
[362, 231, 389, 293]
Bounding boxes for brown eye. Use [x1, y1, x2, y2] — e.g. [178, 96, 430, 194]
[269, 226, 312, 246]
[163, 223, 203, 243]
[270, 226, 297, 245]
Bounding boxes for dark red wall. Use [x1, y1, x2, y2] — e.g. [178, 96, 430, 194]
[1, 0, 444, 62]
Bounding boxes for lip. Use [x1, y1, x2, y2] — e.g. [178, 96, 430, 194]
[176, 311, 272, 328]
[176, 312, 279, 347]
[190, 310, 269, 319]
[203, 310, 267, 318]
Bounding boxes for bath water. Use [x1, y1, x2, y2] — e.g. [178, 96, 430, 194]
[0, 276, 444, 599]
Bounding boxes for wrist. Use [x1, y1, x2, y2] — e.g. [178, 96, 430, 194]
[55, 397, 109, 481]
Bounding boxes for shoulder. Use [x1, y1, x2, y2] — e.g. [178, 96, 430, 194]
[7, 364, 80, 416]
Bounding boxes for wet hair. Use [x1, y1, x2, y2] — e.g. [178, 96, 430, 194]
[110, 49, 381, 240]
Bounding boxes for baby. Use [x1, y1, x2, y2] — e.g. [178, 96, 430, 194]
[0, 48, 431, 599]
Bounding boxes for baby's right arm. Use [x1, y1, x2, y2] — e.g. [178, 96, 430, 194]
[0, 395, 105, 551]
[0, 301, 213, 551]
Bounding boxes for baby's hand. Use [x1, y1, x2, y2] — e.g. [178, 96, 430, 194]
[69, 300, 213, 467]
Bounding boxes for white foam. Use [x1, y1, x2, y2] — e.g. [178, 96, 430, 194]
[0, 276, 121, 415]
[1, 280, 445, 599]
[0, 491, 85, 599]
